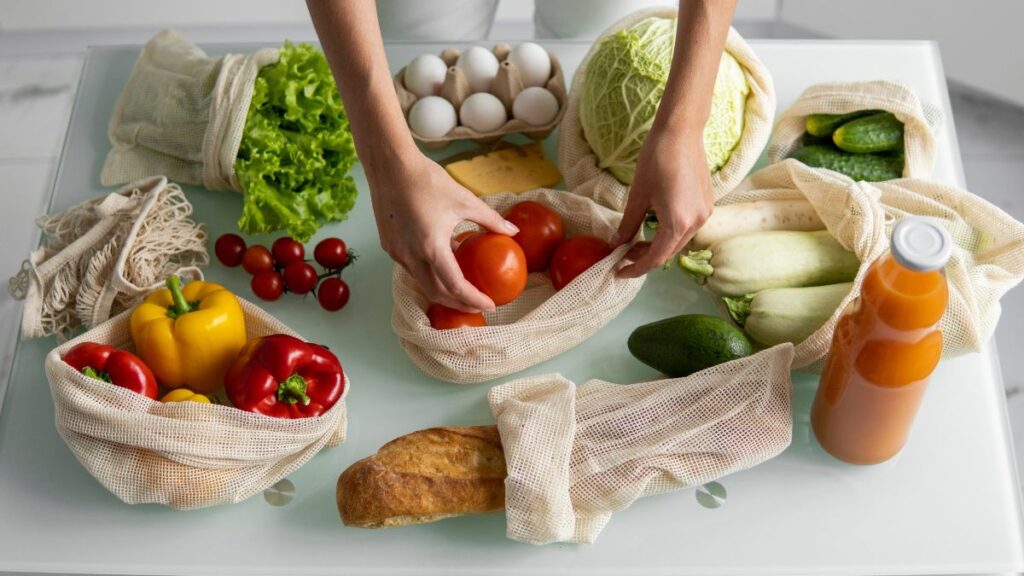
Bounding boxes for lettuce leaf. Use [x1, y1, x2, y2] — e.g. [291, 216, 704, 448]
[235, 42, 358, 241]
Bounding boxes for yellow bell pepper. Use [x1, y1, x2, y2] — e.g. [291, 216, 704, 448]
[130, 276, 247, 393]
[161, 389, 211, 403]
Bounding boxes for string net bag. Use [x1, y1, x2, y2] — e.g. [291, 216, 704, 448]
[9, 176, 207, 340]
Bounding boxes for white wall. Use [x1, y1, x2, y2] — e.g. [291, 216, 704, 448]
[781, 0, 1024, 106]
[0, 0, 778, 30]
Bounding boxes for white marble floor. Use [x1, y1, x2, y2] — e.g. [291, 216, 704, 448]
[0, 24, 1022, 480]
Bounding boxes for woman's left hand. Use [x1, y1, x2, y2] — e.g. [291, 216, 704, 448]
[611, 130, 715, 278]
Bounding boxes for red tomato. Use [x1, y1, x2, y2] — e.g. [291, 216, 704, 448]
[550, 235, 612, 290]
[452, 230, 478, 248]
[427, 303, 486, 329]
[454, 233, 528, 306]
[504, 201, 565, 272]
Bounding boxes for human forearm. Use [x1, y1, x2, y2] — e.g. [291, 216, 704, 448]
[306, 0, 419, 179]
[654, 0, 737, 137]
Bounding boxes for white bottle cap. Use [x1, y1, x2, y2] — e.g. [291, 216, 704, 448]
[891, 217, 953, 272]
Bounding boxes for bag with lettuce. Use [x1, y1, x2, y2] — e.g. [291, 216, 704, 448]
[558, 6, 776, 212]
[102, 30, 357, 242]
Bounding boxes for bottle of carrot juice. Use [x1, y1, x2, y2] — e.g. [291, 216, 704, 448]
[811, 217, 953, 465]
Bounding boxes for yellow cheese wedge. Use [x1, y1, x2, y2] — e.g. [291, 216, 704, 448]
[445, 142, 562, 196]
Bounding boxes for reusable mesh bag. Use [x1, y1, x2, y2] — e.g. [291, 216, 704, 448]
[391, 189, 645, 384]
[101, 29, 278, 191]
[488, 343, 794, 545]
[722, 160, 1024, 370]
[9, 176, 207, 340]
[558, 6, 776, 211]
[768, 80, 943, 178]
[44, 298, 349, 510]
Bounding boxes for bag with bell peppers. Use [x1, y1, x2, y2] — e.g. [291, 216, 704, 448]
[43, 278, 349, 510]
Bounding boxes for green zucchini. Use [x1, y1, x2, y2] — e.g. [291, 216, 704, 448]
[793, 144, 903, 181]
[724, 282, 853, 347]
[679, 230, 859, 297]
[833, 112, 904, 153]
[805, 109, 881, 137]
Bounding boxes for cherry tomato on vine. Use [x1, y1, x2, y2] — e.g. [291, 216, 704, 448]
[283, 262, 318, 295]
[242, 245, 275, 275]
[503, 201, 565, 272]
[427, 303, 486, 329]
[251, 270, 285, 301]
[271, 237, 305, 267]
[314, 237, 349, 270]
[549, 235, 612, 290]
[215, 233, 247, 267]
[318, 277, 351, 311]
[454, 233, 528, 306]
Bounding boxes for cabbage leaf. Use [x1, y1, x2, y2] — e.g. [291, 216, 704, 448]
[235, 42, 357, 242]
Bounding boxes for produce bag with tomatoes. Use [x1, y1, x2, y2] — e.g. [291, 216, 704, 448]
[768, 80, 942, 181]
[557, 6, 776, 212]
[43, 292, 349, 510]
[489, 344, 793, 544]
[699, 159, 1024, 371]
[391, 189, 645, 384]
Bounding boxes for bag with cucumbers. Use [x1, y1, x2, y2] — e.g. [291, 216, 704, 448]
[489, 343, 793, 544]
[768, 80, 943, 181]
[391, 189, 645, 384]
[688, 160, 1024, 369]
[557, 5, 776, 212]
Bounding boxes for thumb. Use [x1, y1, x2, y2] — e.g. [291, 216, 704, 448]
[465, 197, 520, 236]
[611, 187, 649, 247]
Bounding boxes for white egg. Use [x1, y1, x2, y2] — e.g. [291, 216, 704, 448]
[455, 46, 500, 93]
[509, 42, 552, 88]
[459, 92, 508, 132]
[408, 96, 457, 138]
[403, 54, 448, 98]
[512, 87, 560, 126]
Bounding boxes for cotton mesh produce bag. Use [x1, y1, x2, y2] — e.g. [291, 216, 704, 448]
[489, 343, 793, 545]
[558, 6, 776, 212]
[44, 298, 349, 510]
[392, 189, 645, 384]
[768, 80, 943, 178]
[101, 29, 278, 191]
[723, 160, 1024, 370]
[9, 176, 207, 339]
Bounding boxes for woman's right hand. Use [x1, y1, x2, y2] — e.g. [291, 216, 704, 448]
[366, 154, 520, 313]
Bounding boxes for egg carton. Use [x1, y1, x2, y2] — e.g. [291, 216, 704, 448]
[394, 43, 567, 151]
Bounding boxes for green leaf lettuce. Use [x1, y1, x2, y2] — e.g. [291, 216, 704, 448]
[235, 42, 358, 241]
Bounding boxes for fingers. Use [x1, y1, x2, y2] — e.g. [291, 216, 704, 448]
[611, 188, 650, 247]
[432, 250, 496, 312]
[617, 219, 702, 279]
[464, 196, 519, 236]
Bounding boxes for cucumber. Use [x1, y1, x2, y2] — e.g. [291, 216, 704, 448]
[805, 109, 881, 137]
[679, 230, 859, 297]
[832, 112, 904, 153]
[793, 144, 903, 181]
[724, 282, 853, 347]
[800, 132, 832, 147]
[627, 314, 752, 377]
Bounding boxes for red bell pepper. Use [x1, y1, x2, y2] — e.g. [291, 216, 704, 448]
[224, 334, 345, 418]
[62, 342, 159, 399]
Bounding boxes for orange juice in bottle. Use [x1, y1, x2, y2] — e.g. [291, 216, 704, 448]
[811, 217, 952, 465]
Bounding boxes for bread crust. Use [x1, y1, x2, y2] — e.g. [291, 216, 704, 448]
[337, 426, 506, 528]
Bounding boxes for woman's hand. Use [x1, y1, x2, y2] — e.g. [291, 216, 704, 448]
[612, 130, 714, 278]
[366, 154, 519, 313]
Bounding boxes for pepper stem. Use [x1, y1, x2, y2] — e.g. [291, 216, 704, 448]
[277, 374, 312, 406]
[82, 366, 112, 383]
[165, 276, 198, 319]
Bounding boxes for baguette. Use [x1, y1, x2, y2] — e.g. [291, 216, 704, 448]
[336, 426, 507, 528]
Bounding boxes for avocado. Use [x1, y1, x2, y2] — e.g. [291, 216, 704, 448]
[627, 314, 753, 377]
